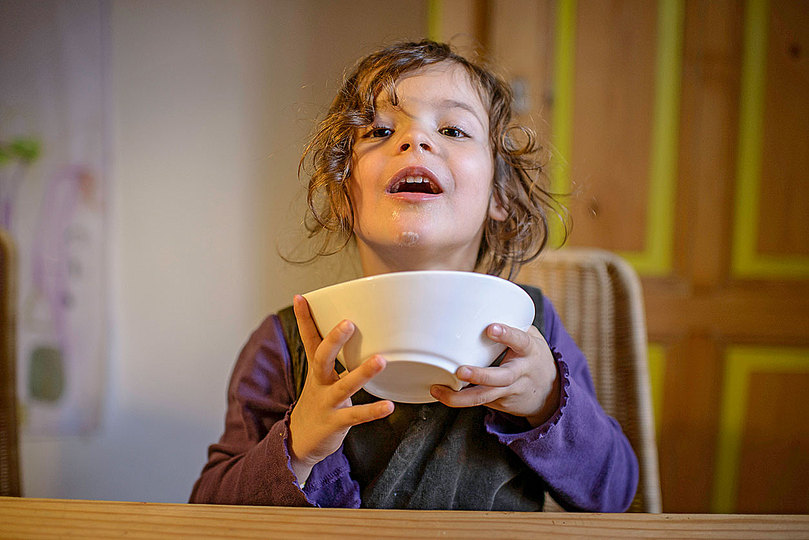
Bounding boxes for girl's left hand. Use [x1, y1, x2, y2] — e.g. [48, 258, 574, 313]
[429, 323, 560, 428]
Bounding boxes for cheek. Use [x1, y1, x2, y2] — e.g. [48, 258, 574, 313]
[347, 156, 368, 210]
[346, 183, 364, 230]
[347, 154, 375, 204]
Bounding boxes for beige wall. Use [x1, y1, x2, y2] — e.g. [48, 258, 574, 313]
[21, 0, 425, 502]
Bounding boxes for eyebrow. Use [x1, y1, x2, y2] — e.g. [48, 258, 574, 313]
[440, 99, 486, 125]
[376, 96, 486, 127]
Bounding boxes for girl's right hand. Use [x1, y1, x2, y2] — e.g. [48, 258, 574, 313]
[288, 295, 394, 485]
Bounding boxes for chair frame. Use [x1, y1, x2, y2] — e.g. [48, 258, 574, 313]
[518, 247, 661, 512]
[0, 228, 20, 496]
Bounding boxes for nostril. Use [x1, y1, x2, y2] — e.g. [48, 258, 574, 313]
[399, 141, 431, 152]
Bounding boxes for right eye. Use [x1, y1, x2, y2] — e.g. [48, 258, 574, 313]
[363, 126, 393, 138]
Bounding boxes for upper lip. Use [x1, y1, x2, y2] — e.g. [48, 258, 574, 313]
[385, 166, 444, 194]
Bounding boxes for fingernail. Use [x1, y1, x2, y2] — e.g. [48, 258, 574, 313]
[339, 320, 354, 332]
[489, 324, 503, 337]
[457, 366, 472, 379]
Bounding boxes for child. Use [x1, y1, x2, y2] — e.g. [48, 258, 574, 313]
[190, 40, 638, 512]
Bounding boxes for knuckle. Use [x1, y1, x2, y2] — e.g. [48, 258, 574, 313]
[341, 408, 359, 426]
[436, 388, 459, 406]
[472, 369, 490, 385]
[473, 392, 493, 407]
[348, 405, 373, 426]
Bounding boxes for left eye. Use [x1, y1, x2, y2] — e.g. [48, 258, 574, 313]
[439, 127, 467, 138]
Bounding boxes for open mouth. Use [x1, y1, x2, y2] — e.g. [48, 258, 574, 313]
[387, 175, 442, 195]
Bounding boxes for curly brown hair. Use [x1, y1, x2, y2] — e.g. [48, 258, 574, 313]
[299, 40, 565, 279]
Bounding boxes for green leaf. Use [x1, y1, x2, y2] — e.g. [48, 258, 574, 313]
[10, 138, 41, 162]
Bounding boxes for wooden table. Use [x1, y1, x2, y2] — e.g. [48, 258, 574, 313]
[1, 497, 808, 539]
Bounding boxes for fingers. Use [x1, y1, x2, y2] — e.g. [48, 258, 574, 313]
[430, 383, 504, 409]
[455, 362, 521, 387]
[293, 295, 322, 358]
[314, 319, 356, 384]
[486, 323, 536, 355]
[294, 295, 355, 385]
[335, 399, 395, 429]
[449, 324, 540, 388]
[331, 355, 387, 401]
[431, 324, 543, 408]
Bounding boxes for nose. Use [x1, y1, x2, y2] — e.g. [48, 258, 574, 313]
[398, 127, 433, 153]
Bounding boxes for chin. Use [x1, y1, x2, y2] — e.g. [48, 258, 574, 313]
[396, 231, 421, 247]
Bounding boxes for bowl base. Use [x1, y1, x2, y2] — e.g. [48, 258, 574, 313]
[357, 353, 464, 404]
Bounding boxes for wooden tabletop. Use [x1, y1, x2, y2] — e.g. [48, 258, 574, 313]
[1, 497, 808, 539]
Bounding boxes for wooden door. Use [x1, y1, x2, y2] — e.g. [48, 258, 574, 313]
[432, 0, 809, 513]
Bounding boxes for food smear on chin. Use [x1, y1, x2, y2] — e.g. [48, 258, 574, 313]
[397, 231, 420, 246]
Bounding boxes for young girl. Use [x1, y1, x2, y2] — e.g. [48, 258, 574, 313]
[190, 41, 638, 512]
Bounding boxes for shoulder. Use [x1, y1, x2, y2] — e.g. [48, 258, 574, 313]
[243, 312, 289, 354]
[227, 312, 295, 398]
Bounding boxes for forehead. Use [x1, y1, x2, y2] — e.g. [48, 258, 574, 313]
[375, 62, 489, 119]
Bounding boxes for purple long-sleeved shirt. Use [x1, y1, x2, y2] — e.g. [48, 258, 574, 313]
[190, 297, 638, 511]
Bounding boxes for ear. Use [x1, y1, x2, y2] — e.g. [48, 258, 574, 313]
[488, 192, 508, 222]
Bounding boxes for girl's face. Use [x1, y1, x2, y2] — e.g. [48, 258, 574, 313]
[349, 62, 506, 275]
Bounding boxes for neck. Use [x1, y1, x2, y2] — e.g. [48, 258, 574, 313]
[356, 239, 479, 276]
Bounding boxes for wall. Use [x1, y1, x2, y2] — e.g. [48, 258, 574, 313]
[19, 0, 425, 502]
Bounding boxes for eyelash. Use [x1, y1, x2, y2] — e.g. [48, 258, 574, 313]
[363, 126, 393, 138]
[439, 126, 467, 138]
[362, 125, 469, 139]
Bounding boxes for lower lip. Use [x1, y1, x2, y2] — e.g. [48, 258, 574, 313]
[386, 192, 443, 202]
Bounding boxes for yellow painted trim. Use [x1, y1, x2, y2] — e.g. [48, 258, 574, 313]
[619, 0, 684, 276]
[549, 0, 576, 247]
[732, 0, 809, 279]
[426, 0, 442, 42]
[712, 346, 809, 513]
[647, 343, 666, 437]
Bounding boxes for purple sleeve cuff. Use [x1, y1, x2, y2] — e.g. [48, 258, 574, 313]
[484, 351, 570, 441]
[279, 409, 361, 508]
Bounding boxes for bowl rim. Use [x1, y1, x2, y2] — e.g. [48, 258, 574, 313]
[303, 270, 526, 298]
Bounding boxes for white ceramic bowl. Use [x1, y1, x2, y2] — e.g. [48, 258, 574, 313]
[303, 270, 534, 403]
